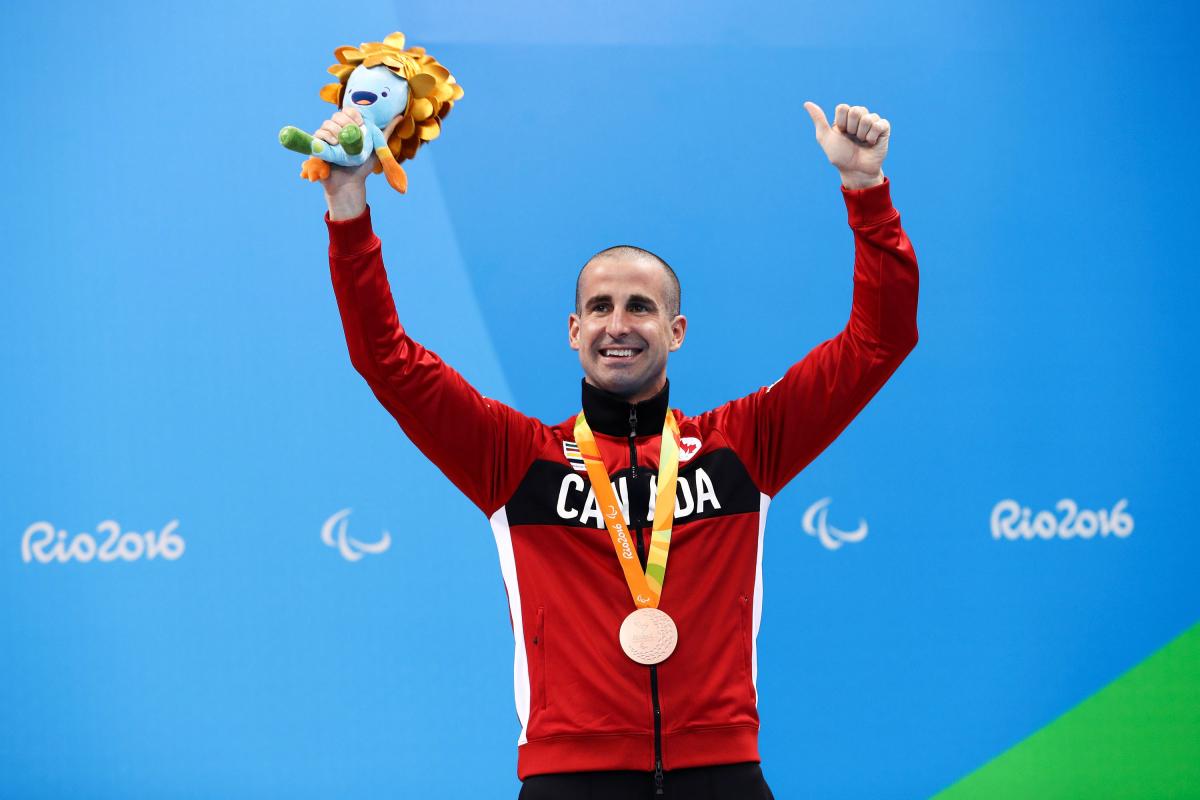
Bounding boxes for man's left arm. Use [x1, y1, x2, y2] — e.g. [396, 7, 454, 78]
[703, 102, 919, 497]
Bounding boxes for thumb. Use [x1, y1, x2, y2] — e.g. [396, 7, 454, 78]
[382, 113, 403, 141]
[803, 101, 831, 137]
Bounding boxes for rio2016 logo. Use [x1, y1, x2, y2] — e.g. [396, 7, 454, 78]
[990, 499, 1133, 540]
[22, 520, 185, 564]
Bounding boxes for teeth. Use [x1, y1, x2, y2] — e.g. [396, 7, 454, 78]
[603, 349, 636, 357]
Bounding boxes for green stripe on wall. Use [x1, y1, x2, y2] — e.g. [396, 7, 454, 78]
[933, 621, 1200, 800]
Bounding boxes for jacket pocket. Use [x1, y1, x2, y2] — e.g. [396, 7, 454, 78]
[738, 593, 756, 705]
[533, 606, 547, 711]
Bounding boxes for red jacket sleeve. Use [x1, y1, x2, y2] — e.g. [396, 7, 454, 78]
[698, 178, 919, 497]
[326, 206, 547, 516]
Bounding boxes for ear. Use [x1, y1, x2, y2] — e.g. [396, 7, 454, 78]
[668, 314, 687, 351]
[568, 312, 581, 351]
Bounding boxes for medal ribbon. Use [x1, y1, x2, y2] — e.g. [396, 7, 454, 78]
[573, 410, 681, 609]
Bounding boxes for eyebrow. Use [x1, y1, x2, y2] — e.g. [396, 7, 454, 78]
[627, 294, 658, 308]
[585, 294, 659, 310]
[584, 294, 613, 309]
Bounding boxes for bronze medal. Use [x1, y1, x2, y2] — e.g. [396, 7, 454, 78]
[619, 607, 678, 665]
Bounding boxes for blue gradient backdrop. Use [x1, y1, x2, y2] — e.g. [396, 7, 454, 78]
[3, 1, 1198, 798]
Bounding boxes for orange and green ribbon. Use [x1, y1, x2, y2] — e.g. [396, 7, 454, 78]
[573, 410, 681, 609]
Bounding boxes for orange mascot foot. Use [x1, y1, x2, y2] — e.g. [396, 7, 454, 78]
[300, 157, 331, 182]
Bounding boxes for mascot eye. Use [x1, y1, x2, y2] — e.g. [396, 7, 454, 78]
[381, 89, 389, 97]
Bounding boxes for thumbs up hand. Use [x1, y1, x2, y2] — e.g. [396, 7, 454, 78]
[803, 102, 889, 190]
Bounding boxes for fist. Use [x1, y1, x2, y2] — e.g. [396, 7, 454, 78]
[803, 102, 890, 189]
[315, 108, 366, 148]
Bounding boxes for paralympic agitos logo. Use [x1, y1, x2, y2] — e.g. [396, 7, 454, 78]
[801, 498, 868, 550]
[321, 509, 391, 561]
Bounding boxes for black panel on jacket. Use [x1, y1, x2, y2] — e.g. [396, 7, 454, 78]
[505, 448, 760, 529]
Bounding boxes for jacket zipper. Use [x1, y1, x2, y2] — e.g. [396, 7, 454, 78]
[629, 403, 666, 795]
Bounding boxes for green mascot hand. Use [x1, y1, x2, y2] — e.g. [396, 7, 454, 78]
[278, 124, 363, 156]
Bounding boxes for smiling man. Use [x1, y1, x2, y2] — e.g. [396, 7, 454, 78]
[317, 101, 918, 799]
[571, 245, 685, 403]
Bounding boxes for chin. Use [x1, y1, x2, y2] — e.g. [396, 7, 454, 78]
[596, 377, 635, 396]
[591, 370, 654, 399]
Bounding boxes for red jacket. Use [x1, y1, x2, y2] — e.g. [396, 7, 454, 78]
[325, 178, 918, 780]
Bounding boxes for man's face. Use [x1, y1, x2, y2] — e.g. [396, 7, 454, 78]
[569, 255, 687, 403]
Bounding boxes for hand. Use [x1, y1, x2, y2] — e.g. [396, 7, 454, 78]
[317, 108, 402, 220]
[803, 102, 890, 190]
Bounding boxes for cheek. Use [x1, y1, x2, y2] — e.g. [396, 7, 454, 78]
[644, 324, 672, 350]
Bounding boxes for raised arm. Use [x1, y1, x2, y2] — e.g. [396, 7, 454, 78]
[319, 111, 546, 516]
[702, 102, 919, 497]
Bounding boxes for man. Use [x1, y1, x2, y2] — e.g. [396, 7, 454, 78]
[316, 100, 918, 799]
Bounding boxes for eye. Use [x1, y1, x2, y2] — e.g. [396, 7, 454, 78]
[381, 89, 389, 97]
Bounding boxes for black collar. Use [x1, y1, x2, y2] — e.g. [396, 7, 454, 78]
[580, 378, 670, 437]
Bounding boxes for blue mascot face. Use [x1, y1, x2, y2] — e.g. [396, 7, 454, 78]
[341, 65, 410, 128]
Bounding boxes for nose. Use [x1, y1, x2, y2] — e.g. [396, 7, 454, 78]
[605, 307, 632, 338]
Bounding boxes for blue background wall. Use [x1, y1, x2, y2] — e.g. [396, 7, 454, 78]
[3, 1, 1198, 797]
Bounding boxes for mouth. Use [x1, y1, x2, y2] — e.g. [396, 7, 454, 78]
[351, 91, 378, 105]
[598, 347, 642, 361]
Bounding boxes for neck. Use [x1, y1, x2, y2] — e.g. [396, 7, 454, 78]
[583, 375, 666, 405]
[580, 377, 671, 437]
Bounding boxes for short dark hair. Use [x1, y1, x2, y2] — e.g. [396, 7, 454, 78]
[575, 245, 681, 318]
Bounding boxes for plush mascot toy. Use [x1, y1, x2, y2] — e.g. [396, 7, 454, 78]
[279, 32, 463, 194]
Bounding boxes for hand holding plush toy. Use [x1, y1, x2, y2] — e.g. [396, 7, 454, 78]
[279, 32, 463, 194]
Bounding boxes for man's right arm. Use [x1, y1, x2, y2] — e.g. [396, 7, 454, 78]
[326, 206, 546, 516]
[316, 108, 544, 516]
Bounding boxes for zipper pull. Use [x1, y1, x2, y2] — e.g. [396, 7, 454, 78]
[629, 404, 639, 478]
[654, 758, 665, 795]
